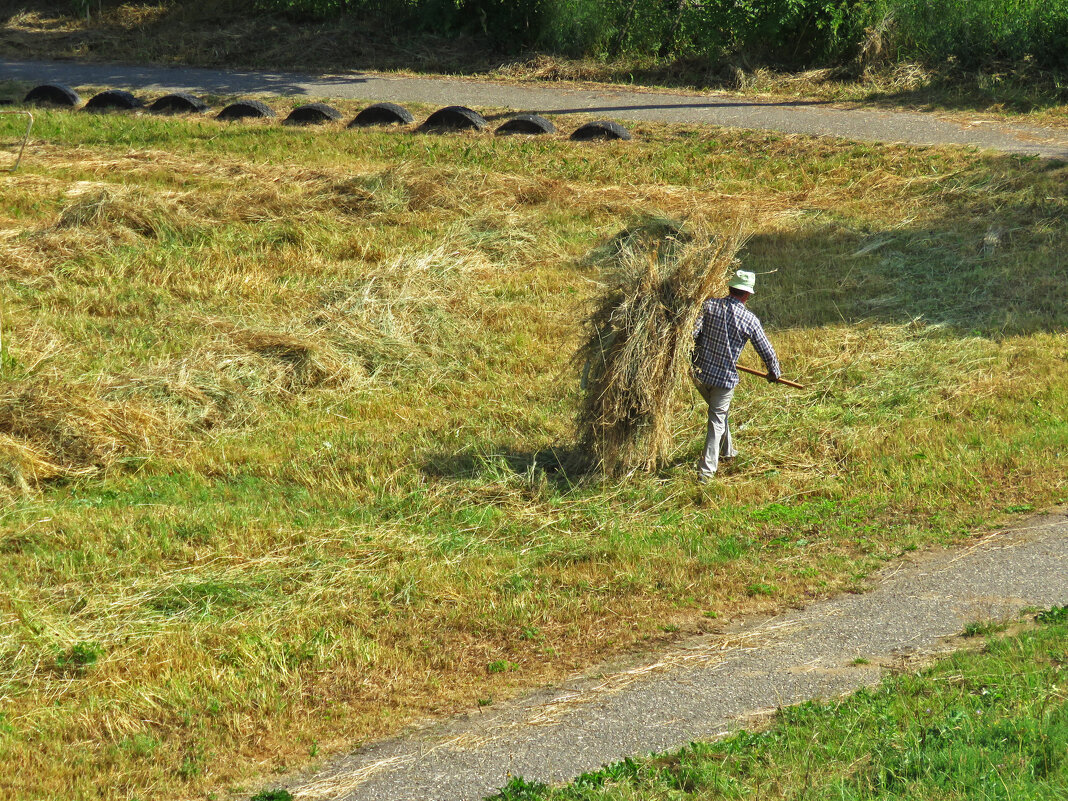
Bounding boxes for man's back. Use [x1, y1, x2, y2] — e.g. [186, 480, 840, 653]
[692, 296, 779, 389]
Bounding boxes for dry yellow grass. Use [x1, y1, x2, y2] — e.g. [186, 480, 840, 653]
[0, 374, 173, 482]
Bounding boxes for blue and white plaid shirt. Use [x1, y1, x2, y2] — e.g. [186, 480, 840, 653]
[692, 297, 780, 389]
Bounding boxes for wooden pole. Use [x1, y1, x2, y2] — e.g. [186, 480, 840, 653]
[738, 365, 804, 389]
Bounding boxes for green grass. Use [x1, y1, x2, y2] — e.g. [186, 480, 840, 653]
[963, 620, 1009, 638]
[489, 609, 1068, 800]
[0, 104, 1065, 799]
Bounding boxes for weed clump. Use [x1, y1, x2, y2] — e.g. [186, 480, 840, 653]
[575, 217, 743, 477]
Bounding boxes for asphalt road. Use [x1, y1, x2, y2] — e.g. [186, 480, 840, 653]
[3, 58, 1067, 159]
[277, 509, 1068, 801]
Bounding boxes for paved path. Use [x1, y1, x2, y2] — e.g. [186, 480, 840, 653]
[275, 509, 1067, 801]
[3, 59, 1067, 160]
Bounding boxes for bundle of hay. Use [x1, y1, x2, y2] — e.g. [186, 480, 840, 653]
[576, 217, 745, 476]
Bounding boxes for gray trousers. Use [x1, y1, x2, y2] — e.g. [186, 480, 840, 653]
[694, 381, 736, 476]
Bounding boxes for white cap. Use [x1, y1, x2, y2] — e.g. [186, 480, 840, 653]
[728, 270, 756, 294]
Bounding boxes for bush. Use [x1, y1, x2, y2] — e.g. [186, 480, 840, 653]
[247, 0, 1068, 71]
[640, 0, 867, 65]
[870, 0, 1068, 71]
[252, 0, 348, 21]
[535, 0, 616, 56]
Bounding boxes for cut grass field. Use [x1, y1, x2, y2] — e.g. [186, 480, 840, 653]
[490, 608, 1068, 800]
[0, 99, 1066, 799]
[2, 2, 1067, 124]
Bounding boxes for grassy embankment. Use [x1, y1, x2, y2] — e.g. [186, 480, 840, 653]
[0, 99, 1066, 799]
[1, 1, 1066, 123]
[491, 608, 1068, 800]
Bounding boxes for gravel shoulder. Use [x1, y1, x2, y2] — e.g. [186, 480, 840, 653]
[276, 509, 1067, 801]
[3, 58, 1067, 159]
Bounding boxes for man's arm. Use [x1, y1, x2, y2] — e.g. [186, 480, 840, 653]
[750, 322, 781, 381]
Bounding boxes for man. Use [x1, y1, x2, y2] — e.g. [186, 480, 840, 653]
[691, 269, 780, 481]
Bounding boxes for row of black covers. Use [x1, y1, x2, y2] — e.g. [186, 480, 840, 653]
[21, 83, 632, 140]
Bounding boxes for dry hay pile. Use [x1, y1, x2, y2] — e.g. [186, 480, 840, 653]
[55, 184, 197, 237]
[0, 318, 177, 496]
[576, 217, 744, 477]
[0, 183, 207, 285]
[0, 375, 176, 496]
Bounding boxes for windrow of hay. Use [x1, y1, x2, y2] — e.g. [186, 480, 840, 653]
[576, 217, 744, 477]
[212, 322, 361, 392]
[56, 183, 200, 239]
[0, 165, 554, 287]
[202, 234, 487, 392]
[111, 330, 363, 436]
[0, 374, 176, 496]
[1, 183, 207, 284]
[125, 237, 484, 430]
[1, 226, 496, 491]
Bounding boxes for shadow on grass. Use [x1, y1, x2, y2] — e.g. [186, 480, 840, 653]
[740, 171, 1068, 337]
[422, 444, 592, 485]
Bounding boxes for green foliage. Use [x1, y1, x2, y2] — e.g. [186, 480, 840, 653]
[532, 0, 616, 56]
[250, 790, 294, 801]
[491, 776, 550, 800]
[746, 582, 778, 596]
[0, 304, 15, 379]
[148, 579, 260, 618]
[962, 619, 1008, 637]
[632, 0, 865, 64]
[870, 0, 1068, 71]
[118, 734, 160, 758]
[252, 0, 350, 21]
[246, 0, 864, 61]
[245, 0, 1068, 71]
[1037, 606, 1068, 624]
[70, 0, 92, 21]
[54, 641, 104, 674]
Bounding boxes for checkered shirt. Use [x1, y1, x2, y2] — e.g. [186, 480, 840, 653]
[692, 297, 780, 389]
